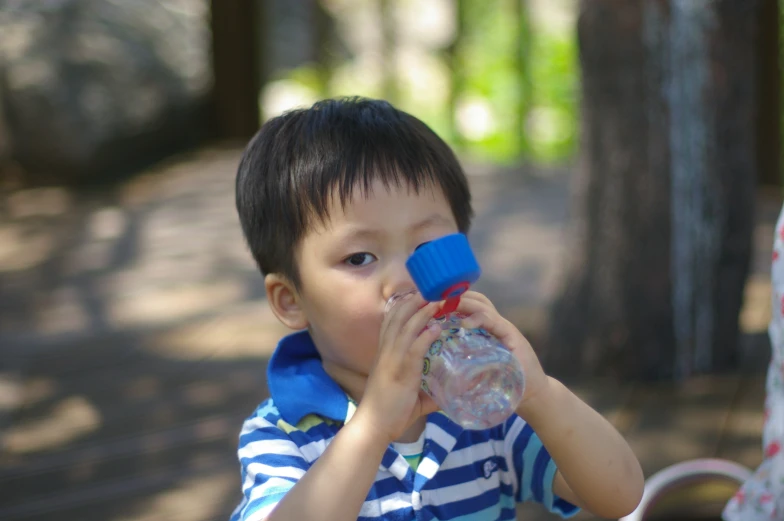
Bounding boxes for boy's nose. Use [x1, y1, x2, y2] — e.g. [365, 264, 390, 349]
[382, 261, 417, 303]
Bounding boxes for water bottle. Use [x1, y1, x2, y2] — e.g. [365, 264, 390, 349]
[387, 233, 525, 430]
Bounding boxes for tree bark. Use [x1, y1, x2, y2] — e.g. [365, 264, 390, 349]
[756, 0, 780, 188]
[209, 0, 262, 139]
[545, 0, 759, 381]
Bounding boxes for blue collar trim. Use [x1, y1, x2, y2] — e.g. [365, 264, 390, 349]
[266, 331, 350, 425]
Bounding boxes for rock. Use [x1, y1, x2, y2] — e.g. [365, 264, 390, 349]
[0, 0, 212, 184]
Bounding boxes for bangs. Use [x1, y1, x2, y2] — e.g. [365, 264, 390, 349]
[287, 101, 469, 230]
[235, 97, 472, 287]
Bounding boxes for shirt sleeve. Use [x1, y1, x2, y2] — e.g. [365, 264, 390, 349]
[230, 414, 311, 521]
[503, 415, 580, 518]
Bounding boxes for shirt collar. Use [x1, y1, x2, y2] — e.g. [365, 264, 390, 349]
[267, 330, 351, 425]
[266, 331, 465, 452]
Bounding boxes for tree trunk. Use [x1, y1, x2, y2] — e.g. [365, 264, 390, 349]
[545, 0, 759, 381]
[209, 0, 262, 139]
[756, 0, 780, 188]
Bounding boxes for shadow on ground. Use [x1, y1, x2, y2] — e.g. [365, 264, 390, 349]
[0, 145, 777, 520]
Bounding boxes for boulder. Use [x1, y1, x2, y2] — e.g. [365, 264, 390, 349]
[0, 0, 212, 184]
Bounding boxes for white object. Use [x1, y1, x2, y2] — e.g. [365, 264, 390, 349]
[620, 458, 752, 521]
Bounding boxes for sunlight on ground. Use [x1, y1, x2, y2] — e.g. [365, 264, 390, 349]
[145, 301, 288, 360]
[0, 188, 71, 272]
[117, 146, 239, 208]
[0, 372, 23, 412]
[112, 469, 237, 521]
[6, 187, 71, 218]
[22, 377, 58, 407]
[724, 408, 766, 440]
[0, 223, 56, 272]
[107, 279, 246, 328]
[740, 273, 772, 334]
[88, 207, 127, 241]
[3, 395, 101, 454]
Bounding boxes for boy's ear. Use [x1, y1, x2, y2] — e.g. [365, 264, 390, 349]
[265, 273, 309, 331]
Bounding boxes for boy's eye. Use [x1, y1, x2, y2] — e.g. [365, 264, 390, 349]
[345, 252, 376, 267]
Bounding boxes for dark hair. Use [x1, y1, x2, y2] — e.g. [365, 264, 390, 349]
[236, 97, 473, 287]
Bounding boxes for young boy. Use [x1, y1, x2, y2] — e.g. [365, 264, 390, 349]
[231, 97, 644, 521]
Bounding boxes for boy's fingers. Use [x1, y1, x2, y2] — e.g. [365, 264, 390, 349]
[409, 317, 442, 361]
[454, 296, 493, 317]
[399, 302, 441, 345]
[460, 310, 485, 329]
[461, 311, 499, 333]
[381, 292, 426, 341]
[461, 310, 521, 349]
[461, 291, 496, 310]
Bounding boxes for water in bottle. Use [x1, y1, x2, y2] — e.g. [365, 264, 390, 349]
[386, 232, 526, 429]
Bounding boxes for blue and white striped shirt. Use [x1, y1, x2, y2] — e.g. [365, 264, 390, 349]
[230, 331, 578, 521]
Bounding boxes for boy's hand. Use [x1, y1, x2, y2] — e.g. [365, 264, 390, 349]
[354, 293, 443, 444]
[457, 292, 551, 419]
[458, 292, 644, 517]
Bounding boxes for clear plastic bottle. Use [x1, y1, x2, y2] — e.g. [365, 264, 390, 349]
[388, 233, 526, 430]
[386, 291, 525, 430]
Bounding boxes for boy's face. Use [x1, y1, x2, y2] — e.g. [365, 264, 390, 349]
[294, 178, 458, 388]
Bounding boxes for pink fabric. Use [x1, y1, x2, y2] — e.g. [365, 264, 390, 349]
[723, 206, 784, 521]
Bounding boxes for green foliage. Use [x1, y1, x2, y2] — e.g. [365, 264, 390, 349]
[455, 0, 530, 163]
[262, 0, 580, 166]
[442, 0, 579, 165]
[527, 27, 578, 163]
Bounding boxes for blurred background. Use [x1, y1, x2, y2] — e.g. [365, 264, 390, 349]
[0, 0, 780, 519]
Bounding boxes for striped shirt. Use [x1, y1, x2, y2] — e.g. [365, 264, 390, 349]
[230, 331, 578, 521]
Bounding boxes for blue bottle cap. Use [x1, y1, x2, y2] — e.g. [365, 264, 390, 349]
[406, 233, 481, 302]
